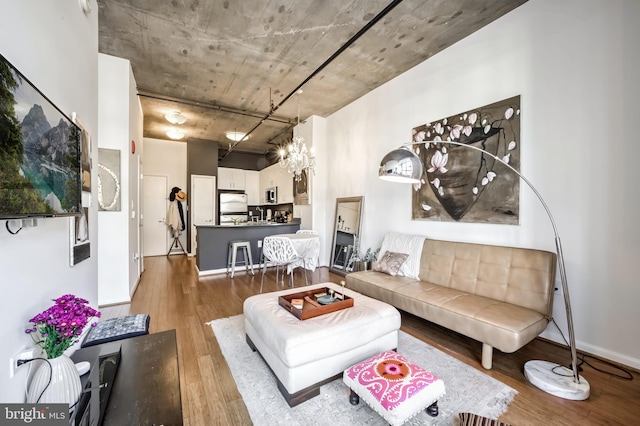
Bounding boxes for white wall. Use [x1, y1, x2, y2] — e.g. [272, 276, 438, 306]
[305, 116, 330, 265]
[323, 0, 640, 369]
[129, 66, 144, 285]
[292, 116, 328, 258]
[97, 54, 143, 305]
[143, 138, 188, 253]
[0, 1, 99, 402]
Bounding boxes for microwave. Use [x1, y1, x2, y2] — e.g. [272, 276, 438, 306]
[266, 187, 277, 204]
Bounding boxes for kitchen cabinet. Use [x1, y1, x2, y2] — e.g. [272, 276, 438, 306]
[259, 163, 293, 204]
[259, 165, 276, 204]
[191, 175, 216, 254]
[274, 166, 293, 204]
[245, 170, 260, 205]
[218, 167, 246, 190]
[277, 169, 293, 204]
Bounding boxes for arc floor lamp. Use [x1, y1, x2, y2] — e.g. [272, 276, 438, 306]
[379, 142, 590, 400]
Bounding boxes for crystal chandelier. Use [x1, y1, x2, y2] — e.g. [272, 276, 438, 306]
[279, 135, 315, 181]
[279, 91, 315, 181]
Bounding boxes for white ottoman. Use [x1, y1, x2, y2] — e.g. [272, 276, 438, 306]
[243, 282, 401, 407]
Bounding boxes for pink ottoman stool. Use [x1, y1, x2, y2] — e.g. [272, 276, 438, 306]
[343, 350, 446, 426]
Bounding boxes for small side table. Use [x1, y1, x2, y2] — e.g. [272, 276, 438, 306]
[343, 350, 445, 426]
[72, 330, 182, 425]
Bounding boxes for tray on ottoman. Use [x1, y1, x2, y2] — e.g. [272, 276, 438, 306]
[278, 286, 353, 320]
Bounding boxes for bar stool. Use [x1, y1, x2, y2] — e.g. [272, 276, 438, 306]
[227, 240, 255, 278]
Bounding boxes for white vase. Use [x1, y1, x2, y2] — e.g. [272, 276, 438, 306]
[27, 354, 82, 407]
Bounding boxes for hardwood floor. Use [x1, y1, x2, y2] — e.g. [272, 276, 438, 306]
[100, 255, 638, 425]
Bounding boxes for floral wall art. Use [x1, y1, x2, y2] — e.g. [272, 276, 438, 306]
[412, 96, 521, 224]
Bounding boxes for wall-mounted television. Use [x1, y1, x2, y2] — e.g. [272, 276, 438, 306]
[0, 53, 82, 219]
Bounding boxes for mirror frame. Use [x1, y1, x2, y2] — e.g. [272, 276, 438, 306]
[329, 196, 364, 276]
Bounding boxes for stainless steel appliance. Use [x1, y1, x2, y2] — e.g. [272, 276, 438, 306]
[219, 193, 248, 225]
[265, 187, 277, 204]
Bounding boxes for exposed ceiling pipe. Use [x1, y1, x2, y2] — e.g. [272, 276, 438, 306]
[138, 90, 294, 124]
[220, 0, 406, 160]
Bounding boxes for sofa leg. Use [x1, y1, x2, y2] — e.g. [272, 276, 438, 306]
[482, 343, 493, 369]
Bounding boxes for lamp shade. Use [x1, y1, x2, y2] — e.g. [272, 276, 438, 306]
[378, 146, 423, 183]
[226, 131, 247, 142]
[166, 129, 185, 140]
[165, 111, 187, 125]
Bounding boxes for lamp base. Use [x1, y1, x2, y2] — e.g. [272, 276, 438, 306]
[524, 360, 590, 400]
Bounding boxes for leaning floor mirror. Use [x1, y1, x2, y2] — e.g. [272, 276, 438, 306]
[329, 196, 364, 275]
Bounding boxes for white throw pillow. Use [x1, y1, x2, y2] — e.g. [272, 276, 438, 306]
[378, 233, 426, 279]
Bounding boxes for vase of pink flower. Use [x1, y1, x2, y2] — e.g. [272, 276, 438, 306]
[25, 294, 100, 406]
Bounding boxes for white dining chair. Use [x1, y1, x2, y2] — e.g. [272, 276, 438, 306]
[260, 236, 308, 293]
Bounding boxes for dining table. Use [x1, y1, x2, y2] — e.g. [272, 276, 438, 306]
[266, 233, 320, 273]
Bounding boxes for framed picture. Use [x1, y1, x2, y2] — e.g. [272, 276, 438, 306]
[80, 124, 92, 192]
[69, 207, 90, 266]
[412, 95, 521, 224]
[97, 148, 121, 211]
[72, 115, 93, 208]
[293, 169, 310, 205]
[0, 54, 82, 219]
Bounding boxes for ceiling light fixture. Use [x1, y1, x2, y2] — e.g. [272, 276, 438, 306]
[279, 90, 315, 181]
[225, 131, 248, 142]
[165, 111, 187, 125]
[166, 129, 185, 140]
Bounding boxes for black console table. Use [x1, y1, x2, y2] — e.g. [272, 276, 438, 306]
[71, 329, 182, 425]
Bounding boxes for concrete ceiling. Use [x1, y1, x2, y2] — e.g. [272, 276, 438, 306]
[98, 0, 527, 158]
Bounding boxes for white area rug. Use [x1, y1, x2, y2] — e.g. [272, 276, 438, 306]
[209, 315, 516, 425]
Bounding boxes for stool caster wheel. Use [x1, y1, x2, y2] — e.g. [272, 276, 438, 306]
[349, 389, 360, 405]
[426, 401, 439, 417]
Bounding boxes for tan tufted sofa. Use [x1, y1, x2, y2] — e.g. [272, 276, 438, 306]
[346, 235, 557, 369]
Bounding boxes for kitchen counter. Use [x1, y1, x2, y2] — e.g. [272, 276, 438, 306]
[204, 221, 296, 228]
[195, 221, 301, 274]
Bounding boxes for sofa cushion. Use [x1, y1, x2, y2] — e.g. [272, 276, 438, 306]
[346, 271, 416, 303]
[418, 239, 556, 315]
[374, 251, 409, 276]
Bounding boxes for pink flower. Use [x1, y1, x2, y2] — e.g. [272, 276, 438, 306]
[450, 125, 463, 139]
[25, 294, 100, 359]
[427, 150, 448, 173]
[414, 130, 426, 143]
